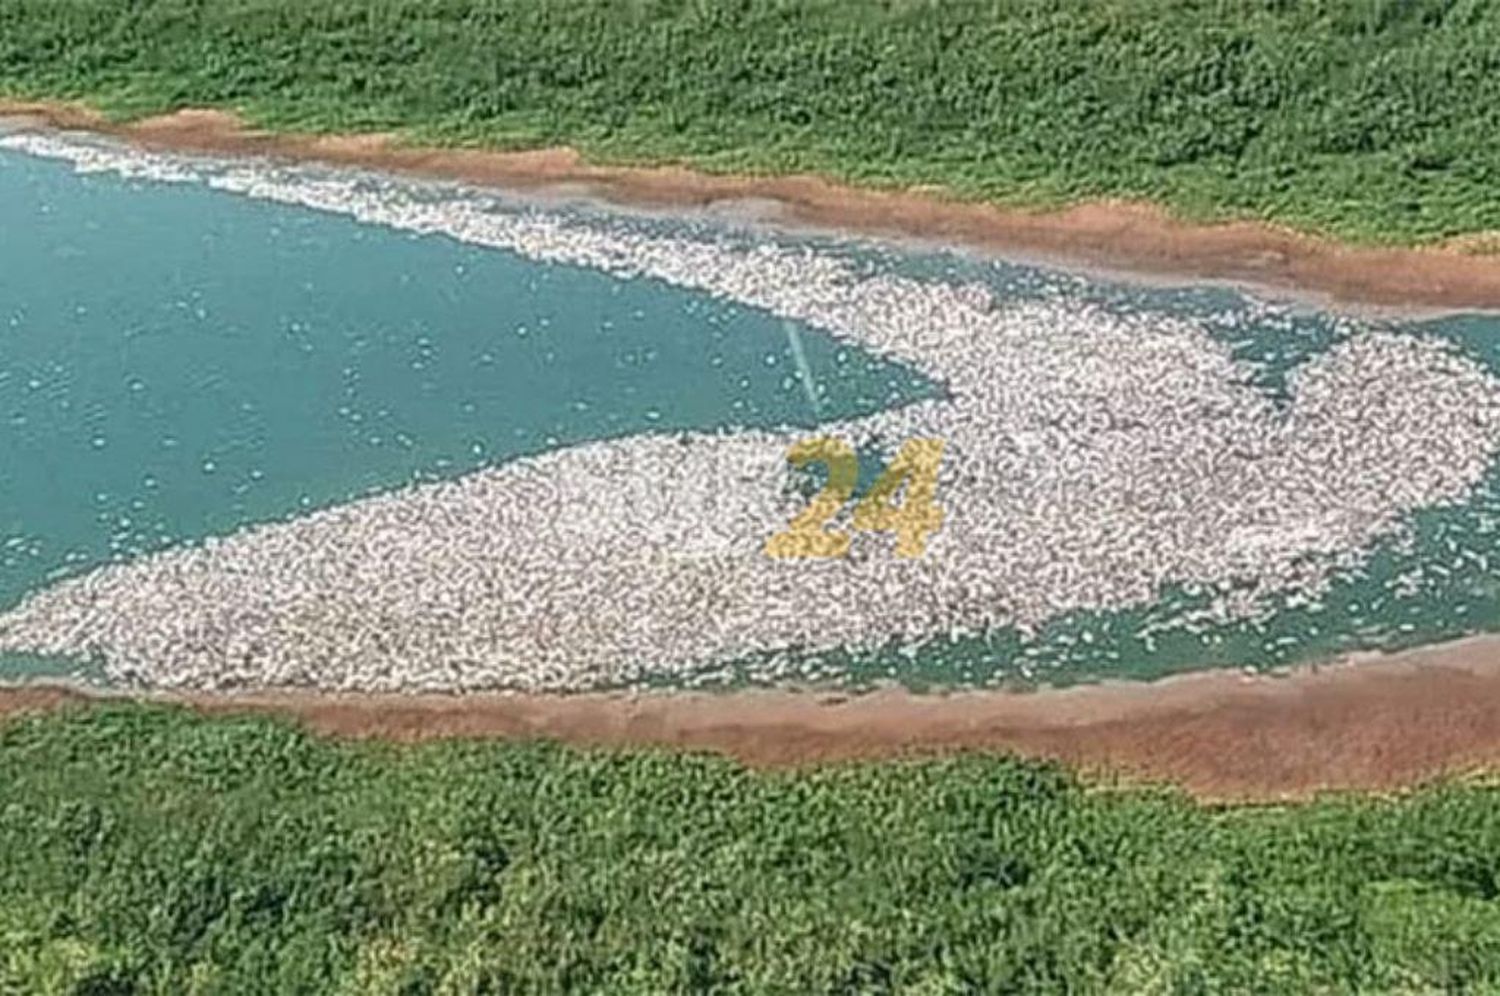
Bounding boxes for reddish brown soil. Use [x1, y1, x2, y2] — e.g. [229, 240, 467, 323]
[5, 102, 1500, 314]
[6, 101, 1500, 802]
[5, 637, 1500, 801]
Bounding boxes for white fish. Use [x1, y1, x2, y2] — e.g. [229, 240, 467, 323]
[2, 132, 1499, 693]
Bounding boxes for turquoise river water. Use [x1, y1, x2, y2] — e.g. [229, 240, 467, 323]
[3, 139, 1500, 690]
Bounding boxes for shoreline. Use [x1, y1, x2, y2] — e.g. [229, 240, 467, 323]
[5, 100, 1500, 315]
[7, 99, 1500, 799]
[7, 634, 1500, 801]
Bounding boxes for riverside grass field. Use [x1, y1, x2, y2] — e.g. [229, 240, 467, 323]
[6, 705, 1500, 994]
[4, 0, 1500, 245]
[9, 1, 1500, 993]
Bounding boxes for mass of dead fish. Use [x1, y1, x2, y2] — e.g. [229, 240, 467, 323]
[2, 129, 1498, 693]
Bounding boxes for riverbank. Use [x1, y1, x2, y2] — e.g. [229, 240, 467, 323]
[7, 0, 1500, 250]
[5, 103, 1500, 800]
[7, 633, 1500, 801]
[6, 101, 1500, 315]
[10, 704, 1500, 991]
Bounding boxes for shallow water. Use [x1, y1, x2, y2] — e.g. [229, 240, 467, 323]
[3, 134, 1500, 691]
[0, 148, 936, 614]
[737, 262, 1500, 690]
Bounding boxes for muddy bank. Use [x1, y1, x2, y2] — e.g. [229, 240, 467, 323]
[4, 101, 1500, 314]
[4, 635, 1500, 801]
[7, 100, 1500, 802]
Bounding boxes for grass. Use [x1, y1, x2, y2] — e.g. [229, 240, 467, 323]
[5, 5, 1500, 989]
[6, 705, 1500, 992]
[2, 0, 1499, 245]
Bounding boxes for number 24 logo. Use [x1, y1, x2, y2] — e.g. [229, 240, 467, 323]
[764, 437, 945, 559]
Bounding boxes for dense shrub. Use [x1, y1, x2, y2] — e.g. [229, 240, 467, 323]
[3, 0, 1500, 243]
[4, 706, 1500, 991]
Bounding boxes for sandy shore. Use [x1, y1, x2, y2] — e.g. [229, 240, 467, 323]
[5, 634, 1500, 801]
[4, 100, 1500, 315]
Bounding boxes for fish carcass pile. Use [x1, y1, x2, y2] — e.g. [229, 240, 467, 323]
[2, 130, 1500, 693]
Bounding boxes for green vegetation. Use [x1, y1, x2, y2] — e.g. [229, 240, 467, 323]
[6, 707, 1500, 992]
[3, 0, 1500, 244]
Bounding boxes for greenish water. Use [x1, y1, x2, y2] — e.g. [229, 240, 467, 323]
[0, 150, 937, 620]
[5, 144, 1500, 691]
[713, 256, 1500, 690]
